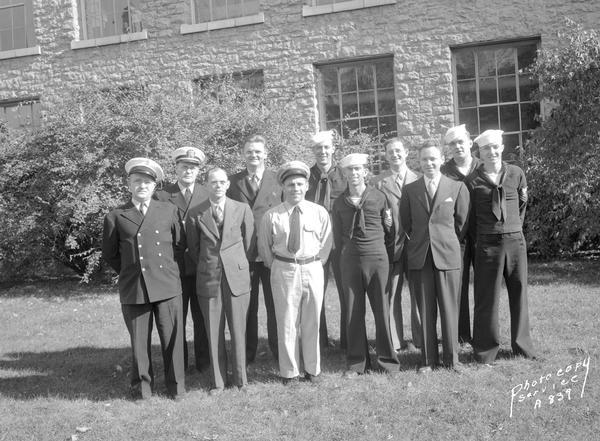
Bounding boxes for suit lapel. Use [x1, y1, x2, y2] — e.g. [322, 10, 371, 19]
[415, 178, 430, 214]
[431, 175, 451, 213]
[120, 201, 144, 226]
[235, 170, 253, 201]
[382, 174, 402, 200]
[255, 170, 276, 205]
[198, 200, 220, 239]
[221, 198, 235, 247]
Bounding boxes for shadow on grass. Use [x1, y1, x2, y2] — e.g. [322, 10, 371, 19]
[529, 260, 600, 286]
[0, 280, 117, 299]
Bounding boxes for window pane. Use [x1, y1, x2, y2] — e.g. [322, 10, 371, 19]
[13, 5, 25, 28]
[477, 50, 495, 77]
[326, 120, 341, 135]
[479, 106, 498, 131]
[12, 27, 26, 49]
[456, 50, 475, 80]
[498, 75, 516, 102]
[195, 0, 210, 22]
[377, 89, 396, 115]
[519, 74, 538, 101]
[343, 118, 360, 136]
[0, 10, 10, 29]
[457, 80, 476, 107]
[0, 29, 11, 51]
[358, 91, 375, 116]
[496, 48, 516, 75]
[375, 60, 394, 88]
[520, 102, 540, 130]
[458, 108, 478, 135]
[325, 95, 340, 121]
[102, 0, 117, 36]
[128, 1, 143, 32]
[213, 1, 227, 20]
[360, 117, 378, 136]
[500, 104, 519, 132]
[228, 0, 243, 19]
[379, 115, 397, 138]
[244, 0, 260, 15]
[340, 67, 357, 92]
[322, 69, 338, 94]
[503, 133, 520, 158]
[479, 77, 497, 104]
[517, 44, 538, 69]
[356, 64, 374, 90]
[341, 93, 358, 118]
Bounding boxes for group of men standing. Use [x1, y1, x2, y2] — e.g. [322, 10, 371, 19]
[102, 125, 537, 400]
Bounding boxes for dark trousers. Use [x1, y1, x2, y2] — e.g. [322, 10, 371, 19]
[321, 247, 346, 349]
[199, 277, 250, 390]
[472, 232, 536, 363]
[121, 295, 185, 398]
[408, 251, 460, 368]
[246, 261, 278, 362]
[182, 275, 209, 370]
[342, 250, 398, 373]
[388, 253, 422, 350]
[458, 234, 476, 343]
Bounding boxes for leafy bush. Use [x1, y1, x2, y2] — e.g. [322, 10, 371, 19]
[0, 81, 309, 282]
[524, 19, 600, 256]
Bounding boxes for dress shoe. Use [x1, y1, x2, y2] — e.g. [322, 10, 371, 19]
[282, 376, 299, 385]
[304, 373, 323, 384]
[343, 370, 360, 379]
[417, 365, 433, 374]
[209, 387, 224, 396]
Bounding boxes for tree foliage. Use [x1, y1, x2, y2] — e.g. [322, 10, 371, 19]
[525, 19, 600, 256]
[0, 81, 310, 282]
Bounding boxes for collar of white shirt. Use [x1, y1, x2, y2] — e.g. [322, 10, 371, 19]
[210, 199, 225, 212]
[132, 199, 148, 211]
[178, 182, 194, 196]
[424, 174, 441, 190]
[283, 200, 305, 215]
[247, 167, 264, 183]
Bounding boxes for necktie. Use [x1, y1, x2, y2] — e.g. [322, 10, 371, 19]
[427, 179, 437, 199]
[317, 177, 328, 207]
[249, 174, 259, 193]
[395, 174, 403, 191]
[287, 206, 301, 254]
[213, 205, 223, 226]
[492, 187, 503, 221]
[184, 188, 192, 204]
[140, 202, 147, 216]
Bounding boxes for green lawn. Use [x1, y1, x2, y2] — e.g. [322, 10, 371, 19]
[0, 260, 598, 441]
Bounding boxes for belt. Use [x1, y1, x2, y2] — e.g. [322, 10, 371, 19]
[274, 255, 320, 265]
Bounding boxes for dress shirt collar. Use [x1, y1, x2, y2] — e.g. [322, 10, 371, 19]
[424, 173, 441, 189]
[283, 199, 306, 215]
[131, 199, 149, 211]
[247, 167, 264, 182]
[178, 182, 194, 195]
[210, 198, 226, 212]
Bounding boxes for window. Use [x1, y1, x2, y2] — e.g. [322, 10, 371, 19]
[316, 57, 397, 142]
[0, 98, 40, 130]
[0, 0, 35, 51]
[193, 0, 260, 23]
[452, 39, 540, 157]
[77, 0, 143, 40]
[303, 0, 396, 17]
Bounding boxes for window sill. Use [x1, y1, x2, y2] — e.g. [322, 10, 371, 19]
[180, 12, 264, 34]
[0, 45, 41, 60]
[302, 0, 396, 17]
[70, 29, 148, 50]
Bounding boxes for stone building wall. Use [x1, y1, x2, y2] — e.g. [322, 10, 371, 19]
[1, 0, 599, 146]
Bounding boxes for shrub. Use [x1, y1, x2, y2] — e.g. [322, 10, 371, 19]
[524, 19, 600, 257]
[0, 81, 308, 282]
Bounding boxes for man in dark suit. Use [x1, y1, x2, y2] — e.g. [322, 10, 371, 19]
[187, 168, 254, 394]
[400, 141, 470, 373]
[154, 146, 210, 372]
[441, 125, 480, 344]
[372, 137, 421, 353]
[466, 130, 537, 364]
[305, 130, 347, 350]
[102, 157, 185, 400]
[226, 134, 282, 362]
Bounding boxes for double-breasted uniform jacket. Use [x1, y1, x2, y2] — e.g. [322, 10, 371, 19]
[372, 169, 420, 262]
[400, 175, 470, 271]
[226, 169, 282, 261]
[154, 182, 209, 277]
[102, 199, 184, 304]
[186, 198, 254, 297]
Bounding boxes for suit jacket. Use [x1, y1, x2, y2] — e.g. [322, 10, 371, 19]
[186, 198, 254, 298]
[102, 199, 184, 304]
[154, 182, 209, 277]
[399, 175, 470, 271]
[372, 168, 420, 262]
[226, 169, 282, 261]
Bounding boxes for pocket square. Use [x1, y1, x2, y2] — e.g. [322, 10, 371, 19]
[444, 197, 453, 202]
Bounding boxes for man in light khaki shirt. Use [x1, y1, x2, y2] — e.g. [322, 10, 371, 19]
[258, 161, 332, 384]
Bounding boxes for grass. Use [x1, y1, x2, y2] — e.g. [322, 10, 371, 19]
[0, 260, 598, 441]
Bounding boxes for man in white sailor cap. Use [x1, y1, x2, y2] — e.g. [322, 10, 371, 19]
[441, 124, 480, 345]
[258, 161, 332, 384]
[331, 153, 399, 377]
[155, 146, 210, 373]
[305, 130, 347, 350]
[465, 130, 537, 363]
[102, 157, 186, 400]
